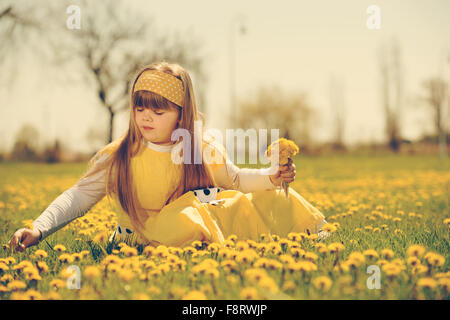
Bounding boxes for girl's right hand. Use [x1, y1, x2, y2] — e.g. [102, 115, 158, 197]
[8, 228, 41, 252]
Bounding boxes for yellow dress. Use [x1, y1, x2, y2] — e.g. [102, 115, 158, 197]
[109, 138, 327, 248]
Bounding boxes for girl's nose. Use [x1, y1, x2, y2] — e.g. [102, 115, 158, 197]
[143, 109, 153, 120]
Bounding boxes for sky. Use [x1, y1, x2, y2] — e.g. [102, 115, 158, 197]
[0, 0, 449, 155]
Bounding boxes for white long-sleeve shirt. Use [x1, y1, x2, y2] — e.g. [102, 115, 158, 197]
[32, 140, 277, 241]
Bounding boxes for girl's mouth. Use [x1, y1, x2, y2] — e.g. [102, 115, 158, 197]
[143, 126, 154, 131]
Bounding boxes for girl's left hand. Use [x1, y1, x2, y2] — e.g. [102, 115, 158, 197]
[269, 158, 296, 187]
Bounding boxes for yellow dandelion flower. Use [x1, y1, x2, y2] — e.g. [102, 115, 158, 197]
[166, 253, 180, 264]
[198, 258, 219, 269]
[244, 268, 268, 284]
[84, 266, 101, 280]
[267, 260, 283, 271]
[13, 260, 33, 271]
[207, 243, 221, 253]
[308, 234, 318, 241]
[282, 280, 297, 292]
[58, 253, 74, 264]
[363, 249, 379, 259]
[26, 273, 42, 281]
[143, 246, 155, 257]
[23, 266, 39, 278]
[33, 249, 48, 259]
[240, 287, 259, 300]
[120, 246, 138, 257]
[269, 242, 282, 255]
[417, 277, 437, 290]
[205, 268, 220, 280]
[133, 293, 150, 300]
[71, 253, 83, 262]
[376, 259, 389, 267]
[191, 240, 203, 250]
[46, 291, 62, 300]
[7, 280, 27, 291]
[407, 245, 426, 257]
[437, 278, 450, 293]
[148, 286, 162, 296]
[382, 263, 402, 277]
[443, 218, 450, 226]
[236, 241, 249, 251]
[53, 244, 66, 253]
[23, 289, 43, 300]
[297, 261, 318, 272]
[304, 252, 318, 262]
[59, 267, 76, 279]
[183, 246, 197, 255]
[253, 258, 270, 268]
[221, 260, 238, 272]
[347, 252, 365, 265]
[411, 265, 428, 276]
[22, 219, 34, 229]
[424, 252, 445, 267]
[92, 231, 108, 243]
[182, 290, 207, 300]
[381, 249, 394, 259]
[313, 276, 333, 292]
[235, 249, 259, 264]
[258, 276, 279, 294]
[328, 242, 345, 254]
[49, 279, 66, 289]
[322, 223, 337, 233]
[0, 263, 8, 272]
[290, 247, 306, 258]
[226, 275, 239, 285]
[36, 261, 48, 273]
[118, 269, 135, 282]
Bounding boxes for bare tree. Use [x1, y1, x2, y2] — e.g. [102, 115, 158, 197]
[422, 78, 447, 137]
[235, 85, 318, 151]
[421, 77, 448, 156]
[9, 123, 40, 161]
[0, 1, 50, 87]
[378, 38, 404, 152]
[329, 74, 347, 150]
[33, 0, 209, 144]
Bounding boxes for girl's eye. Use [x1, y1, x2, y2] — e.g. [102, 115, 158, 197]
[136, 108, 162, 115]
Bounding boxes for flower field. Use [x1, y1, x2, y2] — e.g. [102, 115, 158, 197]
[0, 155, 449, 300]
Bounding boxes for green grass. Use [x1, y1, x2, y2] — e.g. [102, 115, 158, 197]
[0, 154, 449, 300]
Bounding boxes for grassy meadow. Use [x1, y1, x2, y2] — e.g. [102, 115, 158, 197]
[0, 154, 449, 300]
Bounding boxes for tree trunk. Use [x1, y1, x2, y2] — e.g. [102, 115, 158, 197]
[108, 107, 114, 144]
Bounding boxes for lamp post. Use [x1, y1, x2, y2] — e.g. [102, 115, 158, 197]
[229, 14, 246, 128]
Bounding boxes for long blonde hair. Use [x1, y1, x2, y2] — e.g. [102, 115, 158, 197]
[81, 61, 220, 241]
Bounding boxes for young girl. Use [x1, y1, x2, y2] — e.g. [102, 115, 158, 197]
[8, 61, 329, 251]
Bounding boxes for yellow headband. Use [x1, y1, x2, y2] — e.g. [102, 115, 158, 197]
[133, 69, 184, 107]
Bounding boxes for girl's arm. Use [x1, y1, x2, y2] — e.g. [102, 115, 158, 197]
[32, 153, 109, 241]
[213, 158, 277, 193]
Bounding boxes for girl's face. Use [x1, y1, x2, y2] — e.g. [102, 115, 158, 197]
[135, 105, 180, 145]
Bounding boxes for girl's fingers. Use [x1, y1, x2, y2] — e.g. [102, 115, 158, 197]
[21, 232, 32, 249]
[11, 229, 26, 252]
[281, 160, 295, 172]
[281, 170, 296, 178]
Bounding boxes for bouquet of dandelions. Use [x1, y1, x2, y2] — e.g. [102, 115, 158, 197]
[265, 138, 299, 198]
